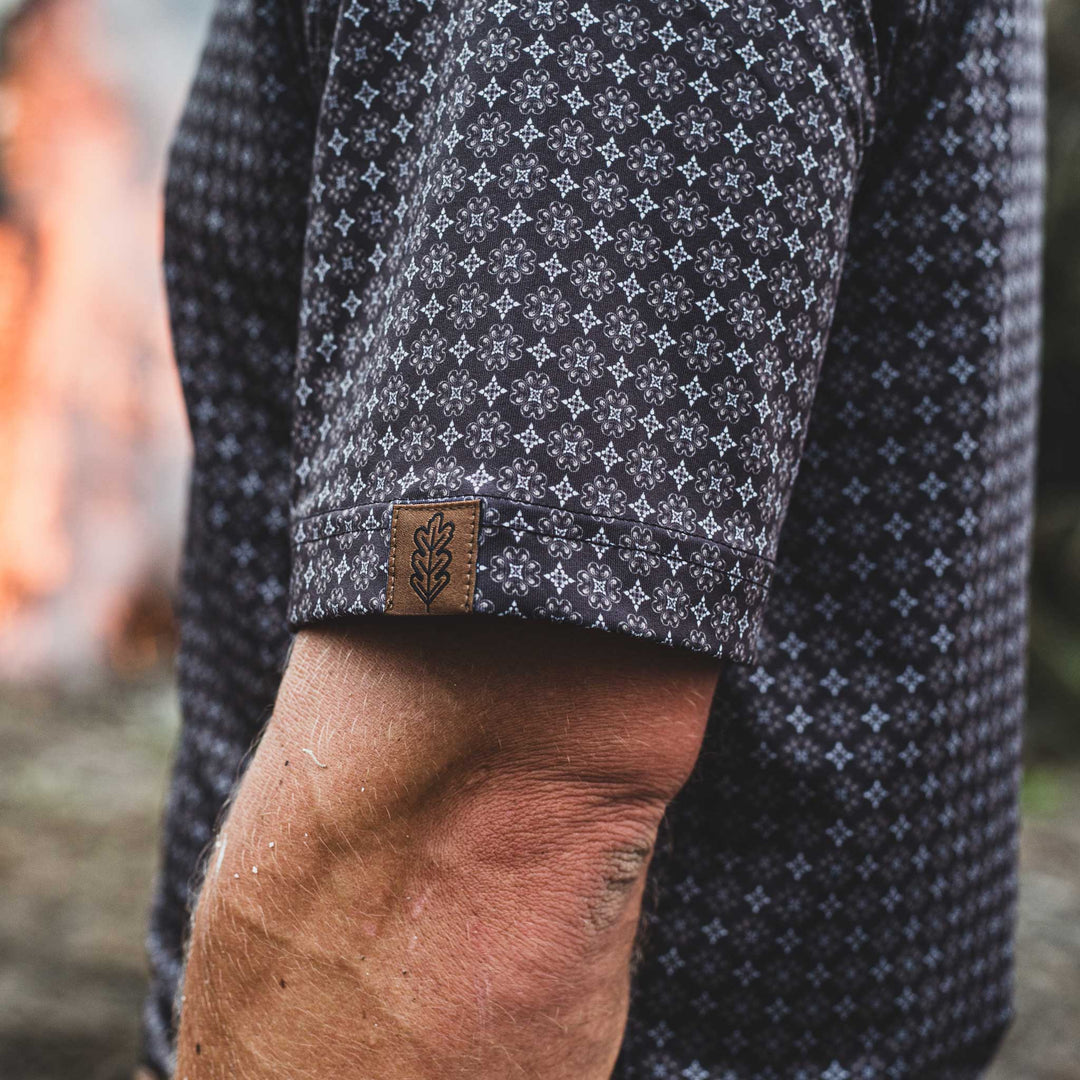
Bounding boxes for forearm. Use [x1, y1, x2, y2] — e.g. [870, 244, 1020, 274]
[175, 619, 718, 1079]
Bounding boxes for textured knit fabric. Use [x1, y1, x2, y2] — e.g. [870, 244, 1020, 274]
[144, 0, 1044, 1076]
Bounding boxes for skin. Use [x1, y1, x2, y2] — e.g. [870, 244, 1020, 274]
[174, 617, 718, 1079]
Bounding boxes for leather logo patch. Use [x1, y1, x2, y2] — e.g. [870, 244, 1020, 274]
[386, 500, 480, 615]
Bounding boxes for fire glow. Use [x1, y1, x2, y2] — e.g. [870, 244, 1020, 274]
[0, 0, 190, 679]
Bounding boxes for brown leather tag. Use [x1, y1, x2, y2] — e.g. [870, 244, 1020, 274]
[385, 500, 481, 615]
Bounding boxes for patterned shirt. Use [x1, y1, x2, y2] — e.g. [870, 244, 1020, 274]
[144, 0, 1044, 1076]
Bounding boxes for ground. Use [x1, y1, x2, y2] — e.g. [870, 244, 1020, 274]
[0, 681, 1077, 1079]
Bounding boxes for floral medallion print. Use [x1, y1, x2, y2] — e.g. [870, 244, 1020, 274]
[145, 0, 1044, 1076]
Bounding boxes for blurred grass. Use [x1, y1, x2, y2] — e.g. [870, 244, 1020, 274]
[1021, 766, 1064, 819]
[0, 683, 179, 1080]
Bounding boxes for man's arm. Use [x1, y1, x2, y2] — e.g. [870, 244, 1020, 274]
[175, 619, 718, 1079]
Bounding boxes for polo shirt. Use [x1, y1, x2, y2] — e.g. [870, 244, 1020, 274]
[143, 0, 1044, 1075]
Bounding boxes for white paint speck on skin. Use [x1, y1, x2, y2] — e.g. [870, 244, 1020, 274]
[252, 866, 258, 874]
[214, 835, 228, 877]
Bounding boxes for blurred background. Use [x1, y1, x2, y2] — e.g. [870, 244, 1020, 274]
[0, 0, 1075, 1077]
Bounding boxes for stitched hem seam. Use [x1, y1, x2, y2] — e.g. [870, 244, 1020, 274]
[288, 497, 774, 662]
[292, 495, 775, 577]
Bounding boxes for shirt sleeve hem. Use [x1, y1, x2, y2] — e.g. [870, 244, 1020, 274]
[288, 497, 773, 662]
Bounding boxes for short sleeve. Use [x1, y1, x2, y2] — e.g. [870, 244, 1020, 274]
[288, 0, 878, 661]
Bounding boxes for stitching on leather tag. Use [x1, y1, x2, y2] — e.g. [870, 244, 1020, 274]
[386, 500, 481, 615]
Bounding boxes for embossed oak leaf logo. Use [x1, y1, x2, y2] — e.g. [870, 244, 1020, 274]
[409, 510, 455, 611]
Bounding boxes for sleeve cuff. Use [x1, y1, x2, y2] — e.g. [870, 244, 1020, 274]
[289, 497, 773, 662]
